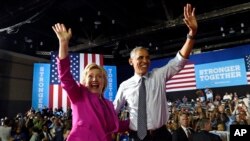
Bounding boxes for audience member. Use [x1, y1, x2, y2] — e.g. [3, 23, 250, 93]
[172, 112, 195, 141]
[0, 119, 12, 141]
[192, 118, 222, 141]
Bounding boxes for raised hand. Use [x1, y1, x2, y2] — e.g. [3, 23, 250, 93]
[183, 3, 198, 36]
[52, 23, 72, 59]
[52, 23, 72, 42]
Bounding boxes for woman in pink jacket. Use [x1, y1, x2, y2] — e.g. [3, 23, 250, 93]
[52, 23, 127, 141]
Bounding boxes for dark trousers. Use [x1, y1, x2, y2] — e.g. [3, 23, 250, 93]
[129, 125, 172, 141]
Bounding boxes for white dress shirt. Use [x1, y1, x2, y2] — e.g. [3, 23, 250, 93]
[114, 52, 187, 130]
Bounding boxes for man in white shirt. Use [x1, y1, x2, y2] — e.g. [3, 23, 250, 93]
[113, 3, 198, 141]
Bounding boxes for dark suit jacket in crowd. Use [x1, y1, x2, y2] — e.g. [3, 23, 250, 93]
[172, 127, 194, 141]
[39, 131, 53, 141]
[192, 130, 222, 141]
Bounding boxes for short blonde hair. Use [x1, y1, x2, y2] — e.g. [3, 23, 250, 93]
[81, 63, 107, 94]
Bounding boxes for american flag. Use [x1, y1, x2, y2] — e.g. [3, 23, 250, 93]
[166, 62, 196, 92]
[245, 55, 250, 84]
[49, 52, 104, 112]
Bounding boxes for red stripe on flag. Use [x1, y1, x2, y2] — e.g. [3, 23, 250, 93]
[166, 83, 197, 89]
[58, 85, 62, 108]
[100, 54, 104, 66]
[92, 53, 96, 63]
[84, 54, 88, 68]
[167, 79, 196, 85]
[49, 85, 54, 109]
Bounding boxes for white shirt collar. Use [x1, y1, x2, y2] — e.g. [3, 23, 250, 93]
[133, 73, 149, 84]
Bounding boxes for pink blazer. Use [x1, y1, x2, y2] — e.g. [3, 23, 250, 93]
[57, 56, 128, 141]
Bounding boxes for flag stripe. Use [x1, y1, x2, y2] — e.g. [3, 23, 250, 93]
[58, 86, 62, 109]
[80, 54, 85, 82]
[166, 87, 197, 92]
[52, 85, 59, 110]
[92, 53, 96, 63]
[49, 85, 54, 109]
[170, 73, 195, 79]
[167, 80, 196, 86]
[62, 89, 68, 112]
[167, 77, 195, 83]
[85, 54, 92, 66]
[100, 54, 104, 66]
[166, 82, 196, 88]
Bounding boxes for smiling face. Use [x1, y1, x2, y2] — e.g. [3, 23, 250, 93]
[81, 63, 107, 96]
[129, 47, 150, 76]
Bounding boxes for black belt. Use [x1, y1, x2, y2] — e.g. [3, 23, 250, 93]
[130, 125, 166, 136]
